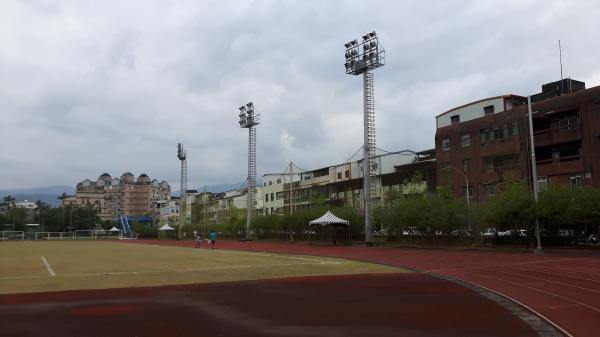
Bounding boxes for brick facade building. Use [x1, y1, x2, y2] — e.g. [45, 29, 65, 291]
[435, 80, 600, 202]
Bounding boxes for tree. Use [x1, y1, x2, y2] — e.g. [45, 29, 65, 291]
[476, 182, 533, 232]
[57, 193, 70, 231]
[3, 195, 16, 207]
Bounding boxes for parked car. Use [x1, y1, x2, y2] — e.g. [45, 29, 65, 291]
[402, 227, 424, 236]
[499, 229, 528, 237]
[449, 229, 473, 237]
[481, 228, 498, 238]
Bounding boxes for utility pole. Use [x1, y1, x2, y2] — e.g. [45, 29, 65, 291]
[527, 96, 543, 253]
[344, 31, 385, 245]
[237, 102, 260, 241]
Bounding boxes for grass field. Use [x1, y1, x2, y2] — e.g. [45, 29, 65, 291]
[0, 241, 405, 294]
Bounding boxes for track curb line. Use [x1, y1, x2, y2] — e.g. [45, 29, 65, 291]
[433, 273, 571, 337]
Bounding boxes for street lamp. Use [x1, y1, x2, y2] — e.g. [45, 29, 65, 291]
[444, 164, 471, 230]
[238, 102, 261, 240]
[527, 96, 543, 253]
[344, 31, 385, 245]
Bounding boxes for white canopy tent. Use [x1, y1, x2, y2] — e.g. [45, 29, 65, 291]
[309, 211, 350, 226]
[159, 224, 174, 231]
[308, 211, 350, 245]
[109, 227, 121, 232]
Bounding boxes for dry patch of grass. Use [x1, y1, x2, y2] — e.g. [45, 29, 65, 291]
[0, 241, 407, 294]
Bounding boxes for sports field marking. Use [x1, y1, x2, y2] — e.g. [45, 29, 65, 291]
[483, 268, 600, 294]
[425, 257, 592, 272]
[456, 278, 575, 337]
[0, 260, 342, 281]
[40, 256, 56, 277]
[215, 249, 330, 263]
[471, 271, 600, 313]
[507, 266, 600, 284]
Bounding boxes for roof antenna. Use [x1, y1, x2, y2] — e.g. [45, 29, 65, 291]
[559, 40, 564, 94]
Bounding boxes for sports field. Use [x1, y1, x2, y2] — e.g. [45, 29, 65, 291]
[0, 241, 403, 294]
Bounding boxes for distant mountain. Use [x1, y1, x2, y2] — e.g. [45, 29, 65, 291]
[0, 185, 74, 207]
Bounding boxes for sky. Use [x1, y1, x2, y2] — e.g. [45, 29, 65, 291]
[1, 0, 600, 190]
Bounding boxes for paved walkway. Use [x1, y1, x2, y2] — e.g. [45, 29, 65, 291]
[132, 240, 600, 337]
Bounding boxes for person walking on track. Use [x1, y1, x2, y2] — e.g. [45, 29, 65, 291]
[209, 230, 217, 249]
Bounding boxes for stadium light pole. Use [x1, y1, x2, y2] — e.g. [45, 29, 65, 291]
[238, 102, 261, 241]
[344, 31, 385, 245]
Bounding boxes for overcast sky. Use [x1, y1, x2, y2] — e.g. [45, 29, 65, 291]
[1, 0, 599, 190]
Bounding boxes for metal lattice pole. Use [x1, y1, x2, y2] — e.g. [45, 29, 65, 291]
[246, 126, 256, 240]
[177, 143, 187, 240]
[237, 102, 260, 241]
[363, 71, 376, 243]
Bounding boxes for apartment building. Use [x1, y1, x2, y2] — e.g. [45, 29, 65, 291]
[190, 187, 264, 225]
[260, 150, 436, 214]
[435, 79, 600, 201]
[74, 172, 171, 220]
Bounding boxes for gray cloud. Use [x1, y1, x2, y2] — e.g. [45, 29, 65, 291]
[1, 0, 599, 189]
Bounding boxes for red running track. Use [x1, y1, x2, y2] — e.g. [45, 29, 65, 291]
[129, 240, 600, 337]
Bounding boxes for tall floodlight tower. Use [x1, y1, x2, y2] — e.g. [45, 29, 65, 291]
[177, 142, 187, 239]
[344, 31, 385, 245]
[238, 102, 261, 240]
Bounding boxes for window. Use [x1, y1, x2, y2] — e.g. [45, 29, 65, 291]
[345, 170, 350, 178]
[483, 157, 494, 173]
[271, 193, 274, 201]
[277, 179, 281, 184]
[484, 105, 495, 114]
[450, 115, 460, 124]
[493, 127, 504, 140]
[570, 174, 583, 188]
[463, 186, 473, 201]
[337, 172, 342, 179]
[265, 194, 269, 202]
[483, 154, 518, 173]
[558, 117, 578, 131]
[461, 134, 470, 147]
[480, 128, 491, 143]
[537, 177, 548, 192]
[463, 158, 471, 172]
[442, 138, 450, 151]
[442, 162, 452, 169]
[482, 183, 496, 196]
[508, 123, 518, 137]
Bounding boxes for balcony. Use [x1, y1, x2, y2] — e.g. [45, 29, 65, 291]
[537, 155, 584, 176]
[534, 127, 581, 148]
[479, 137, 520, 157]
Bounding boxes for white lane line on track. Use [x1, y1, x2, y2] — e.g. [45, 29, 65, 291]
[507, 266, 600, 284]
[484, 268, 600, 294]
[457, 278, 575, 337]
[40, 256, 56, 277]
[0, 261, 342, 280]
[467, 270, 600, 313]
[426, 257, 592, 272]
